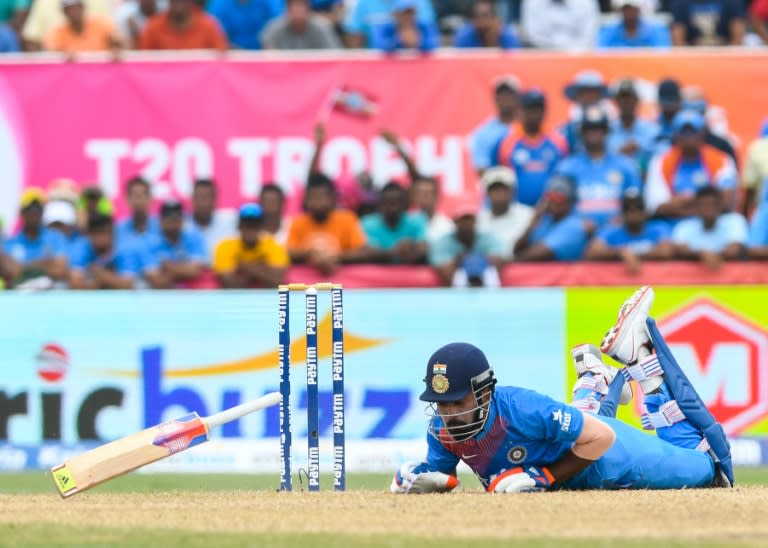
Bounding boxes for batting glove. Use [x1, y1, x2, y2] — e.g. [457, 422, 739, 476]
[390, 461, 459, 494]
[487, 466, 554, 494]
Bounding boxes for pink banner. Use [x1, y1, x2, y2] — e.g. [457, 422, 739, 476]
[1, 51, 768, 230]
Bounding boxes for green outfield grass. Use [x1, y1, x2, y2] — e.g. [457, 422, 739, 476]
[2, 467, 768, 494]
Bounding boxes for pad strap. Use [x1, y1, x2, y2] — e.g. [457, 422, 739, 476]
[571, 394, 600, 414]
[572, 375, 610, 395]
[622, 354, 663, 383]
[641, 400, 686, 430]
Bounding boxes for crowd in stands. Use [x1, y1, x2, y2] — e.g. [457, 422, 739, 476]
[1, 0, 768, 54]
[2, 71, 768, 289]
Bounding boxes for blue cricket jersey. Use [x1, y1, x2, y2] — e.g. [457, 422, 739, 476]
[595, 220, 671, 255]
[492, 127, 566, 206]
[557, 151, 642, 229]
[3, 228, 68, 265]
[423, 385, 714, 490]
[149, 229, 207, 264]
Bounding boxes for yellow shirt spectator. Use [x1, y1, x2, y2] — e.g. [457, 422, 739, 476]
[213, 235, 290, 274]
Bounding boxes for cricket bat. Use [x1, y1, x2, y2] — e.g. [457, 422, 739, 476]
[50, 392, 282, 498]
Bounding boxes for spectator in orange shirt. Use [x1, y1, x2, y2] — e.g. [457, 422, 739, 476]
[286, 173, 374, 275]
[139, 0, 227, 50]
[43, 0, 120, 53]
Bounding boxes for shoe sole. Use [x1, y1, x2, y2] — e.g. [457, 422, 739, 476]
[600, 286, 652, 361]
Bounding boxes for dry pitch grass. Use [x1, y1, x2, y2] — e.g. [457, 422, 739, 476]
[3, 487, 768, 546]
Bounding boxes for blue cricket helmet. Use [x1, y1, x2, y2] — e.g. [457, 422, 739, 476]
[420, 342, 496, 402]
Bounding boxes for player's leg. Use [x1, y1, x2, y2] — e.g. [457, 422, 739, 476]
[570, 344, 632, 417]
[600, 286, 733, 487]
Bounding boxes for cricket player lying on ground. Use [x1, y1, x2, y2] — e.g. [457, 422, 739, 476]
[391, 286, 733, 494]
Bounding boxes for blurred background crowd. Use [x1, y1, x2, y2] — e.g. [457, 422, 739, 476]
[1, 0, 768, 54]
[2, 68, 768, 290]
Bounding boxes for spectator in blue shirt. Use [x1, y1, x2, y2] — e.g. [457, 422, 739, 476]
[362, 182, 428, 264]
[585, 188, 674, 274]
[69, 214, 161, 290]
[0, 21, 19, 52]
[515, 175, 589, 261]
[469, 75, 520, 172]
[598, 0, 671, 48]
[344, 0, 435, 48]
[607, 78, 660, 173]
[3, 188, 69, 285]
[429, 202, 504, 287]
[151, 199, 207, 288]
[672, 186, 747, 271]
[671, 0, 745, 46]
[557, 105, 642, 232]
[654, 78, 682, 154]
[116, 176, 160, 247]
[207, 0, 283, 50]
[453, 0, 519, 49]
[491, 88, 566, 207]
[560, 70, 609, 154]
[370, 0, 439, 52]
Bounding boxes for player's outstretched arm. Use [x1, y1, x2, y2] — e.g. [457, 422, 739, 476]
[488, 414, 615, 494]
[390, 461, 459, 494]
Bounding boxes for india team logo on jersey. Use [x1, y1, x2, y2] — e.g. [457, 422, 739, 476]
[432, 363, 449, 393]
[507, 446, 526, 464]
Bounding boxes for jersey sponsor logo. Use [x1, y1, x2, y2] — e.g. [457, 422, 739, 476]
[507, 446, 526, 464]
[552, 409, 572, 432]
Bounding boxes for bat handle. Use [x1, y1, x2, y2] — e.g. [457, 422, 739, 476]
[204, 392, 282, 430]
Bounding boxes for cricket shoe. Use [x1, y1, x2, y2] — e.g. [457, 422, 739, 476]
[600, 286, 654, 366]
[571, 344, 633, 405]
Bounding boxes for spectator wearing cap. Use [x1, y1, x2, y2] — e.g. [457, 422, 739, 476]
[42, 0, 120, 53]
[429, 202, 504, 287]
[597, 0, 671, 48]
[645, 110, 738, 220]
[585, 188, 673, 274]
[140, 0, 228, 50]
[21, 0, 109, 50]
[514, 175, 589, 261]
[671, 0, 745, 46]
[286, 173, 374, 275]
[370, 0, 439, 52]
[453, 0, 520, 49]
[520, 0, 599, 49]
[150, 199, 207, 288]
[116, 176, 160, 247]
[655, 78, 682, 152]
[476, 166, 534, 260]
[259, 183, 289, 244]
[44, 199, 87, 260]
[560, 70, 610, 154]
[361, 182, 428, 264]
[742, 118, 768, 217]
[672, 186, 747, 271]
[491, 88, 566, 207]
[261, 0, 341, 49]
[206, 0, 281, 49]
[344, 0, 435, 48]
[185, 178, 236, 262]
[607, 78, 660, 173]
[680, 85, 738, 165]
[213, 203, 289, 288]
[468, 75, 520, 173]
[116, 0, 166, 48]
[557, 105, 642, 231]
[3, 188, 69, 286]
[68, 214, 161, 289]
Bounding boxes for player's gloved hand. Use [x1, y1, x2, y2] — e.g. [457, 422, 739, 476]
[390, 461, 459, 494]
[487, 466, 554, 494]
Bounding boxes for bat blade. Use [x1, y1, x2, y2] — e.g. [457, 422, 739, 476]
[51, 413, 208, 498]
[51, 392, 281, 499]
